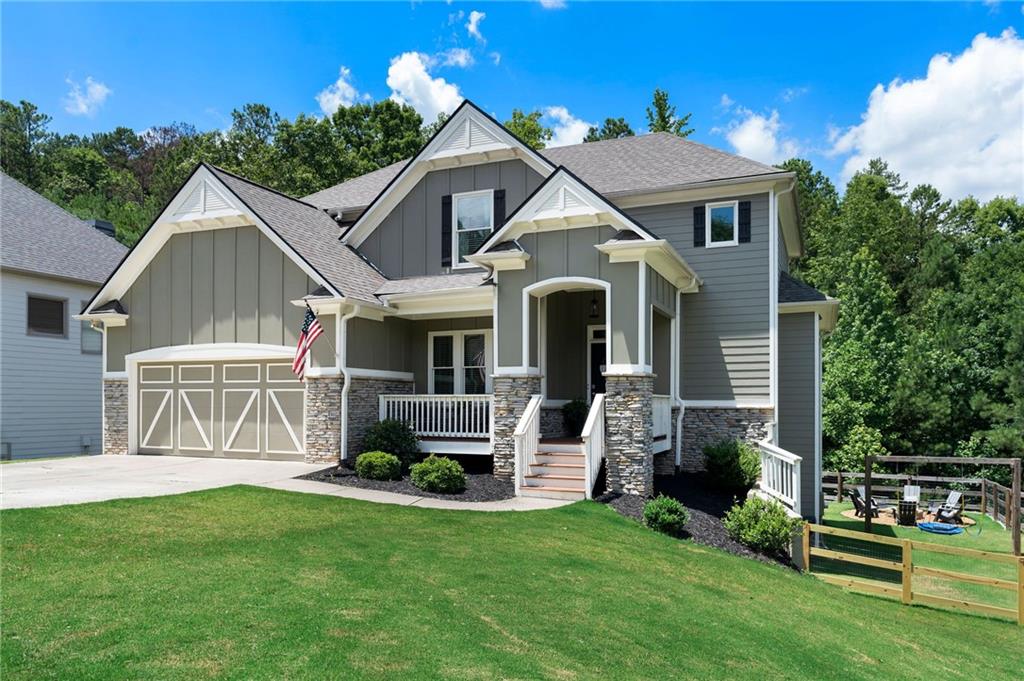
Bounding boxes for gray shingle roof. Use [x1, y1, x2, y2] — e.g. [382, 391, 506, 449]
[207, 165, 386, 304]
[375, 271, 490, 296]
[779, 272, 827, 303]
[303, 132, 786, 211]
[1, 172, 127, 284]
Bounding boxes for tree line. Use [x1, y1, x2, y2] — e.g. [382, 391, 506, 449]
[1, 95, 1019, 475]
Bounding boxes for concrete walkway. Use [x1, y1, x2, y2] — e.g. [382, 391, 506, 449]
[1, 455, 573, 512]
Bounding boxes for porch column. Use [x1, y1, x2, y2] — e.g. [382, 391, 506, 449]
[492, 374, 542, 480]
[305, 375, 344, 464]
[604, 372, 654, 496]
[102, 378, 129, 455]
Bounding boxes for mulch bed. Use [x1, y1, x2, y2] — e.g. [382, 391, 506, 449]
[596, 473, 795, 568]
[300, 459, 515, 502]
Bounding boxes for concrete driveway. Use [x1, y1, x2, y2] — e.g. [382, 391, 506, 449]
[0, 455, 327, 510]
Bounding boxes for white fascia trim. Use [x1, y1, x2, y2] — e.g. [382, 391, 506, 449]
[346, 368, 415, 381]
[682, 399, 772, 409]
[779, 299, 839, 332]
[464, 249, 530, 271]
[595, 240, 702, 293]
[344, 103, 554, 249]
[74, 312, 129, 327]
[610, 177, 790, 209]
[383, 286, 494, 318]
[126, 343, 296, 363]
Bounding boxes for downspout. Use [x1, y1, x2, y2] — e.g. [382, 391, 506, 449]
[674, 288, 685, 469]
[771, 180, 796, 446]
[338, 304, 360, 461]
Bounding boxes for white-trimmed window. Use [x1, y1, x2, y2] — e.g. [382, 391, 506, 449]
[453, 189, 494, 267]
[706, 200, 738, 248]
[27, 295, 67, 338]
[428, 330, 492, 394]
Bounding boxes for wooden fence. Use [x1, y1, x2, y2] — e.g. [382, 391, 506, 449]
[803, 523, 1024, 624]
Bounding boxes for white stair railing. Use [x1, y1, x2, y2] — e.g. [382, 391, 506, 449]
[581, 393, 606, 500]
[758, 440, 802, 512]
[513, 395, 543, 495]
[379, 394, 492, 439]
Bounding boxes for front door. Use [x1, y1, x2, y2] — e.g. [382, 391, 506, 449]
[587, 325, 606, 401]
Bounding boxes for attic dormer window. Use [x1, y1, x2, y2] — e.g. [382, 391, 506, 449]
[453, 189, 494, 267]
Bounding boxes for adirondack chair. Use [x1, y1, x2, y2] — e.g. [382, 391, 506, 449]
[903, 485, 921, 503]
[930, 490, 963, 524]
[849, 486, 886, 518]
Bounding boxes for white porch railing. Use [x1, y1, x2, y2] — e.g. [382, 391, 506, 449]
[758, 440, 802, 512]
[379, 394, 492, 439]
[652, 394, 672, 453]
[513, 395, 543, 495]
[582, 393, 606, 500]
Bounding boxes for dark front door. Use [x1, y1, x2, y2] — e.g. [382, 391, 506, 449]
[589, 342, 606, 400]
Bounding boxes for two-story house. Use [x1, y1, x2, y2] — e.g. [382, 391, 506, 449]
[78, 101, 836, 518]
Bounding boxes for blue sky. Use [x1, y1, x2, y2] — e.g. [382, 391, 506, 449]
[3, 1, 1021, 199]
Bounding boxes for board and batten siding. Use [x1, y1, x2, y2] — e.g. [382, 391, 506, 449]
[346, 316, 413, 375]
[496, 226, 639, 368]
[105, 226, 327, 372]
[0, 271, 104, 458]
[357, 160, 544, 278]
[778, 311, 818, 518]
[627, 193, 771, 402]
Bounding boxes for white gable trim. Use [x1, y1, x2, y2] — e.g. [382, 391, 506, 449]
[477, 168, 655, 254]
[342, 101, 555, 248]
[83, 166, 340, 315]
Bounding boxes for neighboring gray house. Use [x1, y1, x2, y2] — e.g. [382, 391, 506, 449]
[1, 172, 127, 459]
[79, 101, 836, 517]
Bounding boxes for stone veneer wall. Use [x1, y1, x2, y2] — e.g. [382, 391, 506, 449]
[492, 375, 542, 480]
[652, 405, 680, 476]
[102, 379, 129, 455]
[346, 376, 415, 460]
[604, 374, 654, 496]
[540, 406, 569, 439]
[305, 375, 344, 464]
[680, 407, 774, 472]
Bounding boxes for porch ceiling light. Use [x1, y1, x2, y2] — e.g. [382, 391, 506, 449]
[589, 296, 600, 319]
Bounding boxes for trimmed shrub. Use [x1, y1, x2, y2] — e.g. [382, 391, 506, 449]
[723, 497, 802, 554]
[363, 419, 419, 466]
[643, 495, 690, 536]
[410, 455, 466, 494]
[355, 451, 401, 480]
[704, 438, 760, 491]
[562, 398, 589, 436]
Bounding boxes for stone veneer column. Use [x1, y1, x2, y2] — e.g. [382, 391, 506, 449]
[102, 379, 129, 455]
[304, 375, 343, 464]
[679, 407, 774, 472]
[346, 377, 415, 460]
[491, 374, 542, 480]
[604, 373, 655, 496]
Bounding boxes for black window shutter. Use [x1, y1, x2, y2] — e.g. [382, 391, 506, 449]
[738, 201, 752, 243]
[693, 206, 705, 247]
[493, 189, 506, 229]
[441, 194, 453, 267]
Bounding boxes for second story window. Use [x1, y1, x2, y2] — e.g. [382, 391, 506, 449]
[27, 295, 67, 338]
[706, 200, 738, 248]
[453, 189, 494, 266]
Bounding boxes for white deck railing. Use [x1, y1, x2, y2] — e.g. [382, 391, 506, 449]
[513, 395, 543, 495]
[758, 440, 803, 512]
[582, 394, 606, 500]
[379, 394, 492, 439]
[652, 394, 672, 452]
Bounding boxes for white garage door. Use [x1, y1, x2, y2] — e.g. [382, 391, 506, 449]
[137, 360, 305, 461]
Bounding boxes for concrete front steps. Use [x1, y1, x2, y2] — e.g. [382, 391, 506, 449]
[518, 441, 588, 501]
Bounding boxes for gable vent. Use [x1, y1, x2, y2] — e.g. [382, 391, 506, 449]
[562, 188, 584, 209]
[439, 120, 471, 152]
[469, 119, 499, 147]
[175, 184, 204, 215]
[203, 184, 231, 211]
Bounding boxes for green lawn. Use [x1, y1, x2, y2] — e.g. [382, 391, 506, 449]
[823, 502, 1018, 610]
[2, 487, 1021, 680]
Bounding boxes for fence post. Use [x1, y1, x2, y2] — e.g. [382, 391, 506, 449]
[901, 540, 912, 606]
[981, 480, 987, 516]
[837, 471, 844, 502]
[802, 523, 811, 573]
[1018, 558, 1023, 626]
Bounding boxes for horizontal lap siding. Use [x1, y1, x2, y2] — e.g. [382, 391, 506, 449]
[0, 272, 103, 457]
[627, 193, 770, 402]
[778, 312, 817, 518]
[106, 226, 318, 372]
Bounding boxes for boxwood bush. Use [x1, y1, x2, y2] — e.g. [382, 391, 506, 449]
[561, 398, 589, 436]
[703, 438, 760, 491]
[363, 419, 419, 466]
[723, 497, 801, 554]
[410, 455, 466, 494]
[643, 495, 690, 537]
[355, 451, 401, 481]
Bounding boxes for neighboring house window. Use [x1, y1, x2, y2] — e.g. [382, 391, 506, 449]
[80, 301, 102, 354]
[453, 189, 494, 267]
[706, 200, 738, 248]
[429, 330, 492, 394]
[26, 295, 67, 337]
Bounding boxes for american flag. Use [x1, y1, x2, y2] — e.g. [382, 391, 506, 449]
[292, 306, 324, 380]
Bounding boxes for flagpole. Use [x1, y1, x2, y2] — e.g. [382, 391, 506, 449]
[307, 302, 338, 355]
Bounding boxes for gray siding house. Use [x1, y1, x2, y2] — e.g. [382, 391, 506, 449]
[1, 173, 127, 459]
[80, 101, 836, 518]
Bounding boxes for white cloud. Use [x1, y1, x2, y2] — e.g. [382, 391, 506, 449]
[438, 48, 474, 68]
[387, 52, 464, 121]
[718, 108, 799, 164]
[780, 86, 809, 102]
[718, 93, 734, 109]
[831, 29, 1023, 200]
[544, 106, 594, 147]
[539, 0, 567, 8]
[62, 76, 111, 117]
[466, 10, 486, 42]
[490, 52, 502, 66]
[316, 66, 368, 115]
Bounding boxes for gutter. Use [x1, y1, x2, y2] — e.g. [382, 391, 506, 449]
[338, 304, 360, 461]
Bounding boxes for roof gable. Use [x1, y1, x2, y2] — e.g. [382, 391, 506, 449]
[341, 100, 555, 248]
